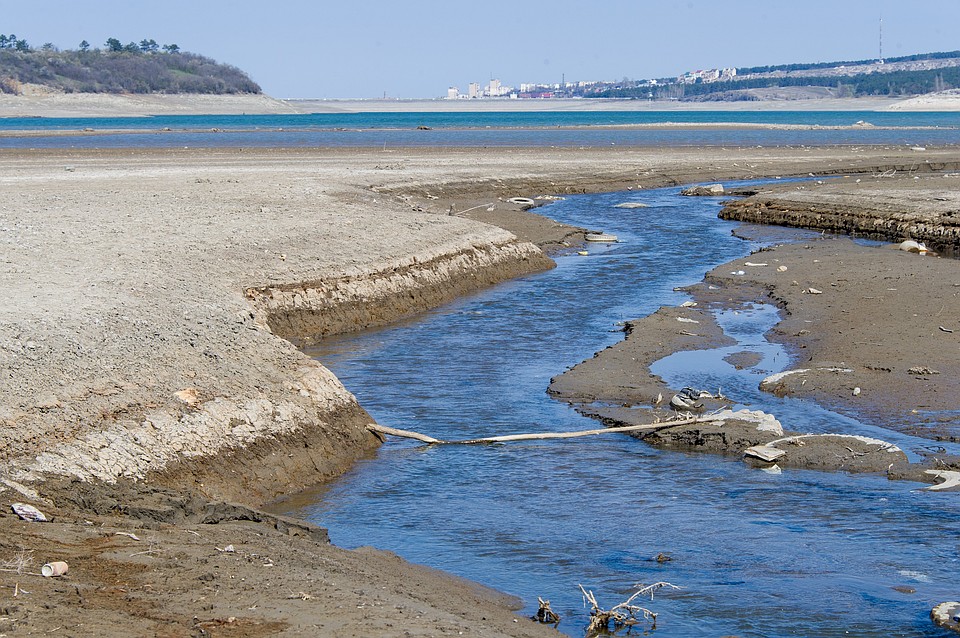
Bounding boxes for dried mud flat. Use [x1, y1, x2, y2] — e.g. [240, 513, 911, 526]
[3, 145, 960, 635]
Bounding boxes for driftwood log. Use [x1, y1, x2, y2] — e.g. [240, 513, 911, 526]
[367, 416, 700, 446]
[578, 582, 680, 635]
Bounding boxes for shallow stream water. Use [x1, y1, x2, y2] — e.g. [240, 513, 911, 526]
[287, 184, 960, 637]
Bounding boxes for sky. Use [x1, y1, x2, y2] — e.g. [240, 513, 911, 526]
[4, 0, 960, 99]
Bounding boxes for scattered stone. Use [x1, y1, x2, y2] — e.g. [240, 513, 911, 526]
[931, 601, 960, 634]
[707, 409, 783, 435]
[908, 366, 940, 375]
[924, 470, 960, 491]
[899, 239, 930, 254]
[680, 184, 725, 196]
[743, 445, 787, 462]
[174, 388, 201, 408]
[12, 502, 48, 522]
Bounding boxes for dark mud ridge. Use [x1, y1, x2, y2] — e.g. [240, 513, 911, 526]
[249, 239, 553, 344]
[720, 174, 960, 252]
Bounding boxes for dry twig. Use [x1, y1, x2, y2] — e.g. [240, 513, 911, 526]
[1, 549, 34, 575]
[130, 543, 162, 557]
[578, 581, 680, 636]
[286, 591, 313, 601]
[114, 532, 141, 541]
[533, 597, 561, 624]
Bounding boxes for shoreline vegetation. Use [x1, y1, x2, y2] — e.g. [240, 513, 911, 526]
[2, 143, 960, 634]
[0, 36, 260, 95]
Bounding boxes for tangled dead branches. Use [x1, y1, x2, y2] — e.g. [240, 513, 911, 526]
[0, 548, 34, 575]
[533, 596, 561, 624]
[579, 581, 680, 635]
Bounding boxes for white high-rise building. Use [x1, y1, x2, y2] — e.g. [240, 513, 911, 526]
[487, 79, 501, 97]
[468, 82, 480, 98]
[447, 86, 460, 100]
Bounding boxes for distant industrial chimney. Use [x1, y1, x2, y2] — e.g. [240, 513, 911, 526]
[879, 15, 884, 64]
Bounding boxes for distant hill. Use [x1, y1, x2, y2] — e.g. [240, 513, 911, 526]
[590, 50, 960, 101]
[0, 36, 260, 95]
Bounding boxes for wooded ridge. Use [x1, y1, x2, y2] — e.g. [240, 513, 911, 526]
[0, 34, 260, 95]
[588, 50, 960, 101]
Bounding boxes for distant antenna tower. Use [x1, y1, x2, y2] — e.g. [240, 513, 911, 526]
[879, 15, 884, 64]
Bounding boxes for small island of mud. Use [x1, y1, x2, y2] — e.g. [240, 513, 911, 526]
[550, 173, 960, 490]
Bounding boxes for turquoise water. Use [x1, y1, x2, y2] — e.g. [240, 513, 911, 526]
[2, 110, 958, 130]
[284, 184, 960, 637]
[1, 111, 959, 147]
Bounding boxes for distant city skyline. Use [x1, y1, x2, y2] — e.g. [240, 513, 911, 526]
[5, 0, 960, 99]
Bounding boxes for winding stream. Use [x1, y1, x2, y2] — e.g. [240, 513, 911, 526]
[286, 184, 960, 637]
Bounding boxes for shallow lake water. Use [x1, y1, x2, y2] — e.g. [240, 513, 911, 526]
[2, 111, 959, 148]
[287, 184, 960, 637]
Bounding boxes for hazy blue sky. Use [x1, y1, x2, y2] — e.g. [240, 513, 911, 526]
[5, 1, 959, 98]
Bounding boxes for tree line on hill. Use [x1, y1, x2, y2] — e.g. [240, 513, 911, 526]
[736, 50, 960, 76]
[592, 53, 960, 101]
[593, 66, 960, 100]
[0, 33, 260, 95]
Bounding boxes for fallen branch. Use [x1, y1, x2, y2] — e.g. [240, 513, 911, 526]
[368, 424, 441, 444]
[368, 416, 700, 446]
[579, 582, 680, 635]
[456, 202, 496, 215]
[533, 596, 561, 624]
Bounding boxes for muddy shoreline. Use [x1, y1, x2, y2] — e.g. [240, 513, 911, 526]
[548, 177, 960, 487]
[3, 145, 960, 635]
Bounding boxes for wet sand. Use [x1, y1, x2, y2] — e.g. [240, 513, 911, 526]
[2, 145, 960, 635]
